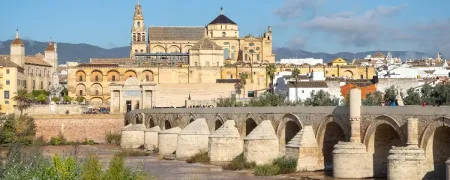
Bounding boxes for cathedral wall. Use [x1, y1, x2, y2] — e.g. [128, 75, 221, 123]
[149, 41, 196, 53]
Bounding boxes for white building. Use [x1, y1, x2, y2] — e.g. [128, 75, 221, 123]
[287, 81, 328, 102]
[273, 71, 326, 96]
[278, 58, 324, 66]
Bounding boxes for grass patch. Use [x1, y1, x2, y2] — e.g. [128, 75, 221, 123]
[253, 156, 297, 176]
[253, 164, 280, 176]
[186, 151, 210, 163]
[116, 149, 152, 157]
[105, 131, 121, 145]
[273, 156, 297, 174]
[224, 153, 256, 170]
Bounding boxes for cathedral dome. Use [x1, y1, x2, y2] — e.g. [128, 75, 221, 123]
[208, 7, 236, 25]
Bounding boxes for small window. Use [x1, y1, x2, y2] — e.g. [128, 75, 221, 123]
[40, 81, 43, 89]
[4, 91, 9, 99]
[6, 80, 10, 85]
[249, 43, 255, 46]
[224, 42, 230, 46]
[248, 91, 255, 98]
[95, 75, 99, 81]
[79, 90, 83, 96]
[5, 101, 9, 104]
[222, 32, 226, 37]
[6, 69, 9, 74]
[137, 21, 141, 28]
[146, 75, 150, 81]
[112, 75, 116, 81]
[302, 90, 304, 93]
[79, 75, 83, 81]
[95, 90, 99, 96]
[256, 47, 260, 51]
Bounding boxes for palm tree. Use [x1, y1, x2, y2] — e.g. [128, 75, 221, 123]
[266, 64, 277, 93]
[291, 67, 301, 102]
[12, 89, 33, 115]
[239, 72, 249, 98]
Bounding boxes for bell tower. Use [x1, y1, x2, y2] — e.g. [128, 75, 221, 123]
[130, 0, 147, 58]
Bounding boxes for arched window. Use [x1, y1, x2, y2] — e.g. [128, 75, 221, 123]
[79, 75, 83, 81]
[95, 75, 99, 81]
[224, 48, 230, 59]
[135, 49, 138, 53]
[133, 34, 136, 42]
[137, 21, 141, 28]
[142, 34, 145, 42]
[222, 32, 226, 37]
[137, 33, 141, 41]
[140, 49, 143, 53]
[112, 75, 116, 81]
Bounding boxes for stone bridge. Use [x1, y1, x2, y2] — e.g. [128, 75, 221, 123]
[125, 106, 450, 179]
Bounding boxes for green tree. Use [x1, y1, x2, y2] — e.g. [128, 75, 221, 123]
[291, 67, 301, 101]
[216, 96, 244, 107]
[52, 97, 60, 103]
[0, 115, 36, 145]
[239, 72, 249, 98]
[75, 96, 85, 104]
[420, 83, 433, 104]
[266, 64, 277, 93]
[430, 84, 450, 106]
[362, 91, 383, 106]
[403, 88, 421, 105]
[303, 90, 340, 106]
[12, 89, 33, 115]
[37, 94, 48, 104]
[383, 86, 398, 105]
[63, 95, 73, 104]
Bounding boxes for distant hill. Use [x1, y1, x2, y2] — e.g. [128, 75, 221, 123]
[0, 39, 433, 64]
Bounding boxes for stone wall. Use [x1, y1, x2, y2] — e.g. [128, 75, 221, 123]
[376, 78, 419, 94]
[17, 104, 89, 116]
[33, 114, 124, 143]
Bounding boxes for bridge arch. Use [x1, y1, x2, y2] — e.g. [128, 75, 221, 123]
[276, 113, 303, 155]
[214, 114, 225, 131]
[363, 115, 405, 178]
[316, 115, 348, 170]
[420, 117, 450, 179]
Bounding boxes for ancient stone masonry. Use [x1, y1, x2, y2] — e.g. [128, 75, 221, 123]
[120, 124, 146, 149]
[333, 88, 371, 178]
[208, 120, 243, 162]
[387, 118, 426, 180]
[244, 120, 279, 165]
[144, 126, 161, 151]
[176, 118, 211, 159]
[285, 126, 320, 172]
[158, 127, 182, 155]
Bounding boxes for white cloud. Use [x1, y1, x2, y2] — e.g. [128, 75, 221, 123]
[274, 0, 326, 20]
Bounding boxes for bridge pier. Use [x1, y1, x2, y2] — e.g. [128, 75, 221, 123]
[285, 126, 320, 171]
[158, 127, 181, 156]
[120, 124, 146, 149]
[333, 88, 371, 178]
[387, 118, 426, 180]
[244, 120, 279, 165]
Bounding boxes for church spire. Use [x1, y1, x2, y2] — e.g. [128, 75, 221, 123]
[220, 6, 223, 15]
[133, 0, 143, 20]
[15, 29, 19, 39]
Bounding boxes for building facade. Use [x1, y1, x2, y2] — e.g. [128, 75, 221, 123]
[0, 30, 58, 113]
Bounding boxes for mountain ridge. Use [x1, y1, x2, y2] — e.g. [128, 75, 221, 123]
[0, 39, 433, 64]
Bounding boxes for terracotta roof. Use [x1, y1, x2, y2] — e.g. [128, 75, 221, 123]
[90, 58, 136, 65]
[372, 52, 385, 58]
[287, 81, 328, 88]
[191, 37, 223, 50]
[209, 14, 237, 25]
[149, 27, 205, 41]
[25, 56, 52, 67]
[11, 38, 24, 46]
[0, 55, 22, 68]
[46, 43, 55, 51]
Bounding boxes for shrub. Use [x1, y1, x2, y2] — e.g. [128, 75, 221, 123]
[0, 115, 36, 145]
[50, 134, 67, 145]
[186, 151, 210, 163]
[272, 156, 297, 174]
[83, 138, 95, 145]
[253, 164, 280, 176]
[50, 154, 79, 180]
[80, 154, 102, 180]
[106, 131, 121, 145]
[116, 150, 151, 157]
[225, 153, 256, 170]
[1, 144, 51, 179]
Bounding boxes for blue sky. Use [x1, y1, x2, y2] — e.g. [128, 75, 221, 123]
[1, 0, 450, 53]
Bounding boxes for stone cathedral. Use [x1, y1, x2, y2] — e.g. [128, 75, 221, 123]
[129, 1, 276, 64]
